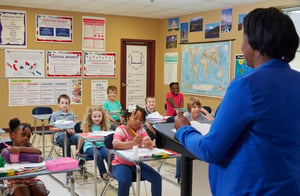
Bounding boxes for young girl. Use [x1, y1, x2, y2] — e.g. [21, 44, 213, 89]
[112, 105, 162, 196]
[75, 105, 110, 181]
[5, 118, 47, 196]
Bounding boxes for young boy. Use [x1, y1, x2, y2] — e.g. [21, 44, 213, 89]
[143, 96, 158, 140]
[50, 94, 78, 157]
[103, 85, 123, 130]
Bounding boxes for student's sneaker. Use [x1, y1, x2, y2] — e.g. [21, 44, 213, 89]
[177, 177, 181, 185]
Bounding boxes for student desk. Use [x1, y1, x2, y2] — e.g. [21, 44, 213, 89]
[111, 147, 179, 196]
[154, 123, 201, 196]
[32, 114, 51, 157]
[50, 121, 76, 157]
[0, 165, 79, 196]
[77, 131, 114, 196]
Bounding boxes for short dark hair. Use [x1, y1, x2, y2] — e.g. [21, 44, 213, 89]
[57, 94, 70, 104]
[243, 7, 299, 62]
[169, 82, 179, 88]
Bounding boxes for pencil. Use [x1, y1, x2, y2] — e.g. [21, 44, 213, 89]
[3, 142, 10, 149]
[130, 129, 137, 136]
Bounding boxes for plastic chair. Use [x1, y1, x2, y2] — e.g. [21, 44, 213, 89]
[31, 107, 53, 149]
[202, 106, 212, 114]
[100, 133, 147, 196]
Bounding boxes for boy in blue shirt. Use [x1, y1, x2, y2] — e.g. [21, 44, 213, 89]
[50, 94, 78, 157]
[103, 85, 123, 130]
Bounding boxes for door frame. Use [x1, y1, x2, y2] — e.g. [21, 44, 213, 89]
[120, 38, 155, 109]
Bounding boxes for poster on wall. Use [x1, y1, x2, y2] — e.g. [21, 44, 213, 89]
[91, 80, 108, 105]
[221, 8, 232, 33]
[166, 35, 177, 49]
[180, 22, 188, 43]
[83, 52, 116, 77]
[82, 16, 106, 51]
[205, 22, 220, 39]
[9, 78, 82, 106]
[126, 45, 147, 107]
[180, 41, 231, 97]
[0, 10, 26, 48]
[164, 52, 178, 85]
[5, 49, 45, 77]
[190, 16, 203, 32]
[36, 14, 72, 43]
[168, 17, 179, 31]
[46, 50, 82, 77]
[234, 54, 253, 78]
[238, 13, 247, 31]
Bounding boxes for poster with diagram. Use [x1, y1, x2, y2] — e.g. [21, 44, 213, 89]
[5, 49, 45, 77]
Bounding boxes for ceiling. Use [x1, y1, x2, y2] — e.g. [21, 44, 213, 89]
[0, 0, 265, 19]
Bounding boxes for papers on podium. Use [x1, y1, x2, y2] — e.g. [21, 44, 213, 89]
[172, 121, 211, 136]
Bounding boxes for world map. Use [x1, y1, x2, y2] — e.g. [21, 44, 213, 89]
[181, 41, 231, 97]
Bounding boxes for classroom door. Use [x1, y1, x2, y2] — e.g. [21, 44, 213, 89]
[120, 39, 155, 110]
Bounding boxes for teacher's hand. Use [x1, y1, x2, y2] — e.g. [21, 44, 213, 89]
[174, 116, 191, 130]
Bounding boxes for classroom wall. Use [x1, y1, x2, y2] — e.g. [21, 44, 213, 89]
[1, 0, 300, 129]
[0, 5, 162, 128]
[155, 0, 300, 115]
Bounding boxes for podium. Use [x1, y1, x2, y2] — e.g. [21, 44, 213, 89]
[154, 123, 198, 196]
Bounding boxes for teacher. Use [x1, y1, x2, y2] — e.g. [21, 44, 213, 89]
[175, 7, 300, 195]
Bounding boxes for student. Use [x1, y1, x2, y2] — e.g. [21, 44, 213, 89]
[103, 85, 124, 130]
[4, 118, 47, 196]
[143, 96, 159, 140]
[75, 105, 110, 181]
[50, 94, 78, 157]
[112, 105, 162, 196]
[166, 82, 184, 117]
[183, 97, 213, 123]
[176, 97, 214, 183]
[175, 7, 300, 195]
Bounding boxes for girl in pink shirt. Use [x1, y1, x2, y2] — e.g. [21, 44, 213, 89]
[112, 105, 162, 196]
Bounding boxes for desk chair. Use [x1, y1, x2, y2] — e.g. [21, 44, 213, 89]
[202, 106, 212, 114]
[31, 107, 53, 149]
[100, 133, 147, 196]
[74, 122, 94, 181]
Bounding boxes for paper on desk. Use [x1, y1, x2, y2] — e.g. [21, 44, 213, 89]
[116, 148, 175, 160]
[53, 120, 74, 125]
[4, 161, 46, 170]
[146, 112, 164, 121]
[171, 121, 211, 136]
[88, 131, 114, 136]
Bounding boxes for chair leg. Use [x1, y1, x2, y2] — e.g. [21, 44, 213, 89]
[100, 178, 112, 196]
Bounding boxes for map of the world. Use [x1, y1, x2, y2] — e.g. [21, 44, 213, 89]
[181, 41, 231, 97]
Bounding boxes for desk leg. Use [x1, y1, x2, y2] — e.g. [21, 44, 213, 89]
[70, 172, 75, 196]
[64, 130, 67, 157]
[0, 179, 5, 196]
[93, 142, 97, 196]
[136, 164, 141, 196]
[41, 120, 45, 158]
[181, 155, 193, 196]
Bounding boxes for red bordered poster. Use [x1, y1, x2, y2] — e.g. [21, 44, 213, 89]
[46, 50, 82, 77]
[83, 52, 116, 77]
[82, 16, 105, 51]
[36, 14, 72, 43]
